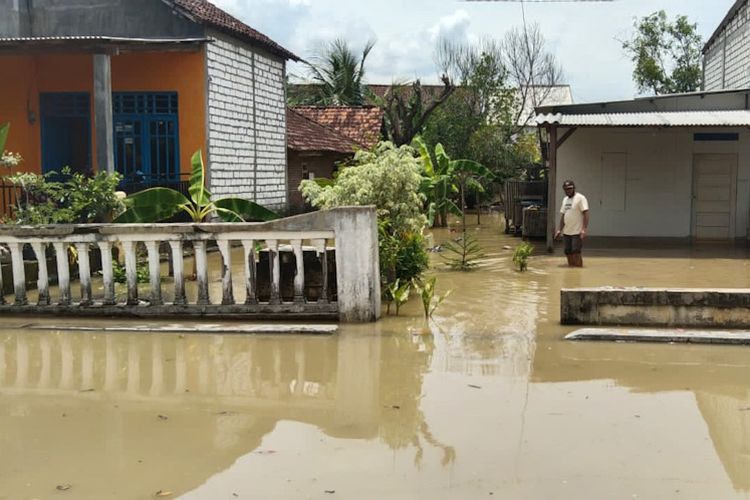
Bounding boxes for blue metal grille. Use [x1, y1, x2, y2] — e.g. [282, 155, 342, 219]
[113, 92, 180, 191]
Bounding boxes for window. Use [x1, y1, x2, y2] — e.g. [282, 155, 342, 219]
[114, 92, 179, 191]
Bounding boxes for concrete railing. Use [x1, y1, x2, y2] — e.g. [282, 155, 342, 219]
[0, 206, 381, 322]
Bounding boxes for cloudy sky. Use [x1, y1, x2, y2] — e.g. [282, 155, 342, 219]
[213, 0, 734, 104]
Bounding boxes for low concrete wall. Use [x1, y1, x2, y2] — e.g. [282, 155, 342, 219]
[561, 287, 750, 328]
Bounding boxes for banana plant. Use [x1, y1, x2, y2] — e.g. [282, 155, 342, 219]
[0, 123, 8, 154]
[115, 150, 279, 223]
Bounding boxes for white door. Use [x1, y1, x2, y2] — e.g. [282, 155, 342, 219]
[692, 154, 738, 240]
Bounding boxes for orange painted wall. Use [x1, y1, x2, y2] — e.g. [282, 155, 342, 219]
[0, 49, 206, 176]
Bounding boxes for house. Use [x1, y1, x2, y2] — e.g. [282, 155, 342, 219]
[536, 88, 750, 250]
[286, 105, 383, 212]
[702, 0, 750, 91]
[0, 0, 298, 212]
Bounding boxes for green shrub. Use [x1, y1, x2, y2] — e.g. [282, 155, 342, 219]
[512, 242, 534, 271]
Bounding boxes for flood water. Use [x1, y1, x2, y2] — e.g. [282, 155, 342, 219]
[2, 214, 750, 499]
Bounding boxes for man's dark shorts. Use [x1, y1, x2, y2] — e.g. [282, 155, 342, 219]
[563, 234, 583, 255]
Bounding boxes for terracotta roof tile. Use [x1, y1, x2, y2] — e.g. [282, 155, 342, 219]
[172, 0, 299, 60]
[286, 108, 358, 153]
[291, 106, 383, 149]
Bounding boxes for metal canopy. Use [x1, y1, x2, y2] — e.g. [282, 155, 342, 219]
[0, 36, 209, 54]
[536, 110, 750, 127]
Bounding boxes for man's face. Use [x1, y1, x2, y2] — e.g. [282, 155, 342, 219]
[563, 184, 576, 198]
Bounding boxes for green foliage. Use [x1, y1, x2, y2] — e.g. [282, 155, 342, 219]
[291, 39, 375, 106]
[0, 122, 8, 156]
[441, 232, 483, 271]
[7, 168, 124, 224]
[414, 276, 452, 318]
[622, 10, 703, 95]
[109, 260, 150, 284]
[300, 142, 427, 234]
[512, 242, 534, 272]
[385, 278, 411, 316]
[116, 150, 279, 223]
[301, 141, 429, 289]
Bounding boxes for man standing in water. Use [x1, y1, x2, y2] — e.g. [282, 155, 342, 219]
[554, 180, 589, 267]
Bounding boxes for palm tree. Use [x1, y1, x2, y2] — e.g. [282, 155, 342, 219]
[303, 39, 375, 106]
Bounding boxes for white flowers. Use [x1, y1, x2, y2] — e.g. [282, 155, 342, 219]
[0, 151, 23, 169]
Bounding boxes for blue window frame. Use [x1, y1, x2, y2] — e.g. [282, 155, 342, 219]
[113, 92, 180, 190]
[40, 92, 92, 175]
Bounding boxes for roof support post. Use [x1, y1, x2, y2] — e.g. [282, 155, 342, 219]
[93, 53, 115, 174]
[546, 125, 558, 253]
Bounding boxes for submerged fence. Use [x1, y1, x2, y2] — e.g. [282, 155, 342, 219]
[0, 207, 381, 322]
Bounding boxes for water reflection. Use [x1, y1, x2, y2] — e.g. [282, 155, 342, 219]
[0, 327, 452, 497]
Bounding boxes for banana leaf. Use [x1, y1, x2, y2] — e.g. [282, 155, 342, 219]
[0, 123, 9, 154]
[214, 197, 280, 222]
[114, 187, 190, 223]
[188, 150, 211, 208]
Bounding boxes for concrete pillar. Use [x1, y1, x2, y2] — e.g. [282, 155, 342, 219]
[546, 126, 558, 253]
[333, 207, 380, 322]
[93, 54, 115, 174]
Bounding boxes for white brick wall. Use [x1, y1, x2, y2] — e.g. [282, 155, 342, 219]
[704, 2, 750, 91]
[206, 37, 287, 212]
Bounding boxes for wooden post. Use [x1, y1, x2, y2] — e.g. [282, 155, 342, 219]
[546, 125, 558, 253]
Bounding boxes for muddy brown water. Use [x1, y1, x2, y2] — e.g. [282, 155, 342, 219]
[2, 214, 750, 499]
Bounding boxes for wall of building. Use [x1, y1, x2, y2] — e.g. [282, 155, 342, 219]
[287, 151, 349, 213]
[0, 50, 206, 176]
[0, 0, 203, 39]
[555, 127, 750, 238]
[704, 1, 750, 91]
[206, 33, 288, 211]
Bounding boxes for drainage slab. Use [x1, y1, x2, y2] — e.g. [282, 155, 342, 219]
[566, 327, 750, 345]
[16, 323, 338, 335]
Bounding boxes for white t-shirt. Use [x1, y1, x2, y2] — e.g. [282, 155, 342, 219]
[559, 192, 589, 235]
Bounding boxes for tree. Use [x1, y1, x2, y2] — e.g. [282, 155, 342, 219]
[291, 39, 375, 106]
[622, 10, 703, 95]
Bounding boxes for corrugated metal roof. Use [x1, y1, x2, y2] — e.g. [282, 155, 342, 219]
[535, 110, 750, 127]
[0, 36, 209, 43]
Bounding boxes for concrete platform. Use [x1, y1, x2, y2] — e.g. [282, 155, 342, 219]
[17, 323, 338, 335]
[566, 327, 750, 345]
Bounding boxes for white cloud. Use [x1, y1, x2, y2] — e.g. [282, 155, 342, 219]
[429, 9, 472, 43]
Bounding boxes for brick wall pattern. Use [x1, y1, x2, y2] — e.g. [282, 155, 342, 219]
[206, 36, 287, 211]
[704, 2, 750, 91]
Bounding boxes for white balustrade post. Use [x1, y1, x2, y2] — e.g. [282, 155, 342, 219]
[145, 241, 162, 305]
[98, 241, 115, 305]
[217, 240, 234, 305]
[266, 239, 281, 305]
[194, 240, 210, 305]
[168, 241, 186, 305]
[242, 240, 257, 305]
[292, 239, 305, 303]
[314, 239, 329, 303]
[75, 243, 92, 306]
[0, 245, 5, 305]
[53, 242, 71, 305]
[121, 241, 138, 305]
[8, 243, 27, 305]
[31, 242, 50, 306]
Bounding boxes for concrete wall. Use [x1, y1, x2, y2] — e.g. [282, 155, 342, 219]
[0, 0, 203, 38]
[555, 126, 750, 238]
[287, 151, 349, 213]
[704, 1, 750, 91]
[206, 32, 288, 212]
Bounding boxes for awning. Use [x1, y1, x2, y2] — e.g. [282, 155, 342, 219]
[536, 110, 750, 127]
[0, 36, 209, 54]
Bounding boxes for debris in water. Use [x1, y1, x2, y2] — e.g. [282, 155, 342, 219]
[255, 450, 277, 455]
[80, 388, 95, 392]
[157, 415, 169, 421]
[324, 490, 336, 494]
[56, 484, 72, 491]
[468, 384, 482, 389]
[155, 490, 173, 497]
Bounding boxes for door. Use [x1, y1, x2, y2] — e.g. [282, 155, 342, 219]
[692, 154, 738, 240]
[40, 93, 91, 175]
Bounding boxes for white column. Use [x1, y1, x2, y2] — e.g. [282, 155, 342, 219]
[75, 243, 92, 305]
[242, 240, 257, 304]
[53, 242, 71, 305]
[122, 241, 138, 305]
[31, 242, 50, 305]
[145, 240, 162, 305]
[194, 241, 210, 305]
[266, 239, 280, 305]
[98, 241, 115, 305]
[8, 242, 26, 305]
[217, 240, 234, 305]
[292, 239, 304, 303]
[168, 241, 186, 305]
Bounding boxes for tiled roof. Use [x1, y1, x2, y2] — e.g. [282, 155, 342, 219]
[171, 0, 299, 61]
[286, 108, 358, 153]
[292, 106, 383, 149]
